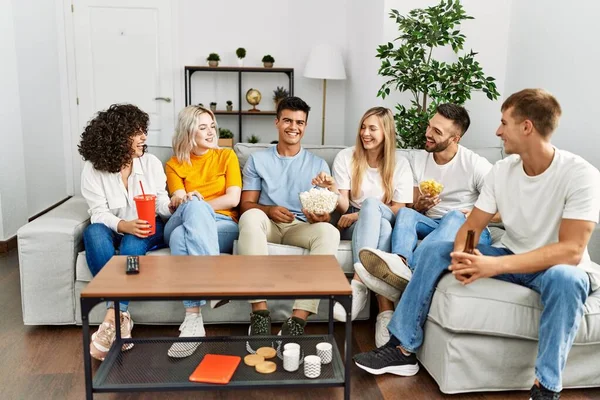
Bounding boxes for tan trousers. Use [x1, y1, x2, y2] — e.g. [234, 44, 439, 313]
[237, 208, 341, 314]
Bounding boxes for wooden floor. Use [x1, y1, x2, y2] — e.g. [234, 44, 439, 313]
[1, 249, 599, 400]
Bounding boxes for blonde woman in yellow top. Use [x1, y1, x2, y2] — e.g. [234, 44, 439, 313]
[164, 105, 242, 358]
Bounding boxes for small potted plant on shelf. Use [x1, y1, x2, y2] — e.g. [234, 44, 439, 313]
[272, 86, 289, 108]
[262, 55, 275, 68]
[207, 53, 220, 67]
[218, 128, 234, 148]
[236, 47, 246, 67]
[210, 102, 217, 112]
[247, 134, 260, 144]
[226, 100, 233, 112]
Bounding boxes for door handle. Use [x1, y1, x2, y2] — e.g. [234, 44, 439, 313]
[154, 97, 172, 103]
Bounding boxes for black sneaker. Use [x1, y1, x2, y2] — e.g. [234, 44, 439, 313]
[529, 384, 560, 400]
[353, 341, 419, 376]
[280, 317, 305, 336]
[246, 311, 272, 354]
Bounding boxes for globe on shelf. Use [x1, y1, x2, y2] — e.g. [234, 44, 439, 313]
[246, 88, 262, 112]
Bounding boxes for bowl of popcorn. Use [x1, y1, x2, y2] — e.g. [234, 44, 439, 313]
[299, 187, 339, 215]
[419, 179, 444, 197]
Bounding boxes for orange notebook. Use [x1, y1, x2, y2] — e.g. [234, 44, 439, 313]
[189, 354, 241, 384]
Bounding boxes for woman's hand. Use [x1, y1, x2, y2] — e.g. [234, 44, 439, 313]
[169, 191, 203, 213]
[118, 219, 152, 238]
[312, 172, 338, 193]
[337, 212, 359, 229]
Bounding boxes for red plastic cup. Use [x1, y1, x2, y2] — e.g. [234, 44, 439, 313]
[133, 194, 156, 235]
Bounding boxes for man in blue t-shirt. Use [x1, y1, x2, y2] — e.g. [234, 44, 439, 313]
[238, 96, 340, 344]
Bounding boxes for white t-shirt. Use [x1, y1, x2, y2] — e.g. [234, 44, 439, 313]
[475, 148, 600, 290]
[81, 153, 172, 233]
[333, 146, 413, 209]
[410, 145, 492, 219]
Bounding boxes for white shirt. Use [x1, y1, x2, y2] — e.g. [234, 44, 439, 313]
[410, 145, 492, 219]
[333, 146, 414, 209]
[81, 153, 171, 233]
[475, 148, 600, 290]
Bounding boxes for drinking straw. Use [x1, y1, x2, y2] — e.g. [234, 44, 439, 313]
[139, 181, 147, 199]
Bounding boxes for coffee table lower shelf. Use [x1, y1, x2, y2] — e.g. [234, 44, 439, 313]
[93, 334, 345, 393]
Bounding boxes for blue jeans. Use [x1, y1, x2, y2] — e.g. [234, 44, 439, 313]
[164, 198, 239, 308]
[387, 241, 590, 392]
[391, 208, 492, 269]
[83, 217, 166, 312]
[340, 198, 394, 264]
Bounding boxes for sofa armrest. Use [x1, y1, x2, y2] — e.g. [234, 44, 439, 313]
[587, 224, 600, 264]
[17, 196, 90, 324]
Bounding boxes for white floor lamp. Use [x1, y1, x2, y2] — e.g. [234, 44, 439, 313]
[303, 44, 346, 145]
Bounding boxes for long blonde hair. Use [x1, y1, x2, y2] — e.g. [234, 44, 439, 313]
[172, 105, 217, 164]
[351, 107, 396, 205]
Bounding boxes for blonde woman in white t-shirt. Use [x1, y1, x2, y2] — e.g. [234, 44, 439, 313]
[313, 107, 413, 327]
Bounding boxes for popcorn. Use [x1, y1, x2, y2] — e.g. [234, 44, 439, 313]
[299, 188, 339, 214]
[419, 179, 444, 197]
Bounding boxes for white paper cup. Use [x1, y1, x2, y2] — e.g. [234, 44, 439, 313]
[304, 355, 321, 378]
[284, 343, 301, 352]
[283, 349, 300, 372]
[316, 342, 333, 364]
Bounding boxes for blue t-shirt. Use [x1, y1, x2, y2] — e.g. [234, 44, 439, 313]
[242, 146, 331, 222]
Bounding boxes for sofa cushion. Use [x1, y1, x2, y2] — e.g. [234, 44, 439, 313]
[428, 274, 600, 345]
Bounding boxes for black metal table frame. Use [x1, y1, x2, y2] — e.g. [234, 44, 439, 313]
[81, 293, 352, 399]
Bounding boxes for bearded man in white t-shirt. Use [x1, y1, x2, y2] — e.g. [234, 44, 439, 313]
[357, 103, 494, 347]
[354, 89, 600, 400]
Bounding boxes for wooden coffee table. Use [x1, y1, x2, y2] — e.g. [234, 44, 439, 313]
[81, 255, 352, 400]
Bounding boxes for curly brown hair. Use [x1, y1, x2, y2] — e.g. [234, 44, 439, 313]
[78, 104, 149, 173]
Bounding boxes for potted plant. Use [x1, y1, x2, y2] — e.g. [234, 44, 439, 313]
[236, 47, 246, 67]
[218, 127, 234, 147]
[376, 0, 499, 149]
[226, 100, 233, 112]
[206, 53, 220, 67]
[210, 102, 217, 112]
[262, 55, 275, 68]
[247, 134, 260, 144]
[272, 86, 289, 108]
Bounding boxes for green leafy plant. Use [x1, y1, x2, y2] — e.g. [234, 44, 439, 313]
[376, 0, 500, 148]
[219, 128, 234, 139]
[226, 100, 233, 106]
[210, 102, 217, 106]
[272, 86, 289, 103]
[236, 48, 246, 59]
[206, 53, 220, 62]
[247, 134, 260, 144]
[262, 55, 275, 63]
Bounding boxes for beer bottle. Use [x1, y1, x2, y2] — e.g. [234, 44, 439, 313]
[461, 230, 476, 278]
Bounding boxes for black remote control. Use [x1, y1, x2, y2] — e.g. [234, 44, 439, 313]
[126, 256, 140, 274]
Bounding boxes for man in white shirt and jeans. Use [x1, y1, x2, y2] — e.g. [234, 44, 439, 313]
[354, 89, 600, 400]
[357, 103, 493, 347]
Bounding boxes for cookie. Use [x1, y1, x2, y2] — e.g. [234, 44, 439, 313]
[244, 354, 265, 366]
[256, 347, 277, 359]
[255, 361, 277, 374]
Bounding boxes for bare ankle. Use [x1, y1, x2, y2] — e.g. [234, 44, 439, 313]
[397, 346, 411, 356]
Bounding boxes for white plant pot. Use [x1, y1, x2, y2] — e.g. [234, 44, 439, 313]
[237, 58, 244, 67]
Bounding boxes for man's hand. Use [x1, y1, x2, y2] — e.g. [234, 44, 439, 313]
[448, 249, 503, 285]
[337, 212, 359, 229]
[118, 219, 152, 238]
[311, 172, 338, 193]
[267, 206, 295, 223]
[413, 195, 440, 214]
[303, 208, 331, 224]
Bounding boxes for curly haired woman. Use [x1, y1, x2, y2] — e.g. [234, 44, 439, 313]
[79, 104, 171, 361]
[163, 105, 242, 358]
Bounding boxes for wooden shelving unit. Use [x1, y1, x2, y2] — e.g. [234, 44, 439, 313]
[184, 66, 294, 142]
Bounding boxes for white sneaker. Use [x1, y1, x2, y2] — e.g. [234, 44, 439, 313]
[354, 262, 401, 302]
[333, 278, 368, 322]
[375, 310, 394, 348]
[359, 248, 412, 291]
[168, 312, 206, 358]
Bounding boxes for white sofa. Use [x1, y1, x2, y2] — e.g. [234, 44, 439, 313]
[17, 143, 600, 393]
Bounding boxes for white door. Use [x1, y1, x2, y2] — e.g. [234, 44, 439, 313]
[72, 0, 174, 156]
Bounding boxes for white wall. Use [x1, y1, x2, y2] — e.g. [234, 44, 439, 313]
[505, 0, 600, 168]
[11, 0, 69, 216]
[175, 0, 348, 145]
[367, 0, 512, 148]
[0, 0, 29, 240]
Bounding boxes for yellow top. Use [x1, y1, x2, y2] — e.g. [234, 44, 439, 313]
[166, 148, 242, 219]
